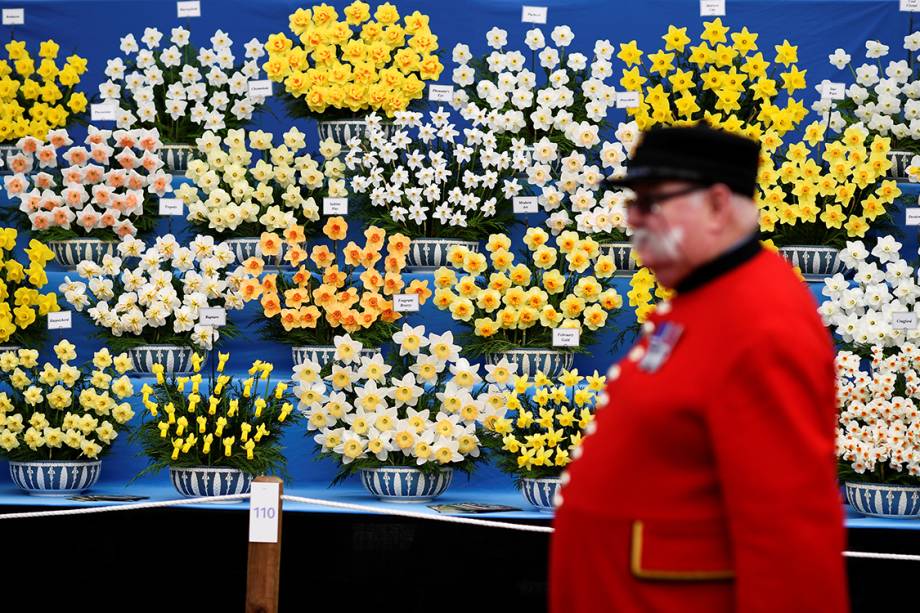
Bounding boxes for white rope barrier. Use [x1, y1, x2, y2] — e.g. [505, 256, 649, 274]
[0, 493, 250, 519]
[844, 551, 920, 562]
[280, 494, 554, 534]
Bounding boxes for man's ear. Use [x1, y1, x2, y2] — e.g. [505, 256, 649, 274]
[705, 183, 734, 232]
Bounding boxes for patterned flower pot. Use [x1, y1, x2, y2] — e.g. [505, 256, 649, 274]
[222, 237, 285, 266]
[317, 119, 396, 149]
[9, 460, 101, 496]
[0, 144, 18, 175]
[485, 349, 574, 380]
[599, 241, 637, 277]
[48, 239, 117, 268]
[406, 238, 479, 272]
[845, 482, 920, 519]
[158, 144, 199, 174]
[359, 467, 453, 503]
[169, 466, 252, 500]
[521, 477, 562, 512]
[887, 150, 912, 181]
[129, 344, 194, 374]
[292, 346, 378, 369]
[778, 245, 843, 280]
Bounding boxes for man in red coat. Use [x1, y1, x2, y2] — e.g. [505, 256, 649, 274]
[549, 125, 848, 612]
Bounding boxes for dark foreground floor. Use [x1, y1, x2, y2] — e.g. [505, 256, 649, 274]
[0, 506, 916, 612]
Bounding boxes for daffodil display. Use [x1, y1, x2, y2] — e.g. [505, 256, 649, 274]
[59, 234, 247, 352]
[295, 326, 484, 483]
[477, 368, 604, 481]
[825, 33, 920, 153]
[263, 1, 442, 119]
[835, 345, 920, 484]
[236, 218, 431, 347]
[176, 127, 346, 238]
[0, 39, 88, 144]
[432, 230, 623, 356]
[449, 24, 614, 150]
[3, 127, 174, 240]
[0, 342, 135, 461]
[0, 228, 60, 346]
[136, 353, 297, 477]
[99, 27, 268, 142]
[756, 125, 899, 246]
[615, 19, 807, 140]
[345, 108, 521, 240]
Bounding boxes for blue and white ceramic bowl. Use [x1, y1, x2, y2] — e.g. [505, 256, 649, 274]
[9, 460, 101, 496]
[169, 466, 252, 501]
[360, 467, 453, 503]
[845, 482, 920, 519]
[521, 477, 562, 512]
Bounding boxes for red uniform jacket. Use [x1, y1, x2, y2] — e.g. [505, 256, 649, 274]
[550, 242, 848, 613]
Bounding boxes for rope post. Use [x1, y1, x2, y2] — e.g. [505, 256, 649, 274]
[246, 476, 283, 613]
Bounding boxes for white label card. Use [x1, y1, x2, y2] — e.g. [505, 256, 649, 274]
[821, 82, 846, 101]
[248, 481, 280, 543]
[513, 196, 539, 214]
[616, 91, 641, 109]
[247, 80, 273, 97]
[902, 0, 920, 12]
[323, 197, 348, 215]
[159, 198, 184, 216]
[199, 307, 227, 327]
[893, 312, 918, 330]
[700, 0, 726, 16]
[90, 103, 117, 121]
[552, 328, 580, 347]
[176, 1, 201, 17]
[393, 294, 420, 313]
[906, 208, 920, 226]
[428, 84, 454, 102]
[48, 311, 72, 330]
[521, 6, 548, 24]
[2, 8, 24, 25]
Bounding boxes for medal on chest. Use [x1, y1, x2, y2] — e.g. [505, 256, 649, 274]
[638, 321, 684, 373]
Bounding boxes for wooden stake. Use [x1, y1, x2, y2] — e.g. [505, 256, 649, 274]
[246, 476, 283, 613]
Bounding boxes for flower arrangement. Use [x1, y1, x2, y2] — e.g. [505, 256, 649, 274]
[175, 127, 346, 238]
[135, 352, 297, 477]
[627, 266, 674, 325]
[614, 19, 807, 140]
[432, 230, 623, 356]
[835, 345, 920, 485]
[824, 33, 920, 153]
[448, 24, 615, 152]
[756, 125, 899, 246]
[0, 228, 60, 347]
[477, 368, 604, 483]
[237, 218, 431, 348]
[0, 342, 136, 461]
[819, 235, 919, 357]
[99, 27, 267, 142]
[263, 1, 442, 119]
[531, 120, 637, 239]
[344, 109, 520, 240]
[295, 326, 483, 484]
[58, 234, 246, 352]
[3, 127, 174, 241]
[0, 39, 88, 144]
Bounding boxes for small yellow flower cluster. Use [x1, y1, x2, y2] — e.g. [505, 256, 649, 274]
[757, 126, 898, 240]
[146, 353, 294, 466]
[0, 39, 88, 143]
[433, 230, 623, 349]
[617, 20, 806, 141]
[263, 1, 442, 116]
[0, 343, 134, 460]
[0, 228, 59, 344]
[479, 369, 605, 475]
[628, 268, 674, 324]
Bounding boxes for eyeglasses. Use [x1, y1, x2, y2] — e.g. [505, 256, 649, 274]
[624, 185, 709, 216]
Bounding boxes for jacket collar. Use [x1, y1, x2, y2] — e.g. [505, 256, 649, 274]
[674, 233, 761, 295]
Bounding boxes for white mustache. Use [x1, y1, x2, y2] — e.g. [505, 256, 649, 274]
[631, 227, 684, 261]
